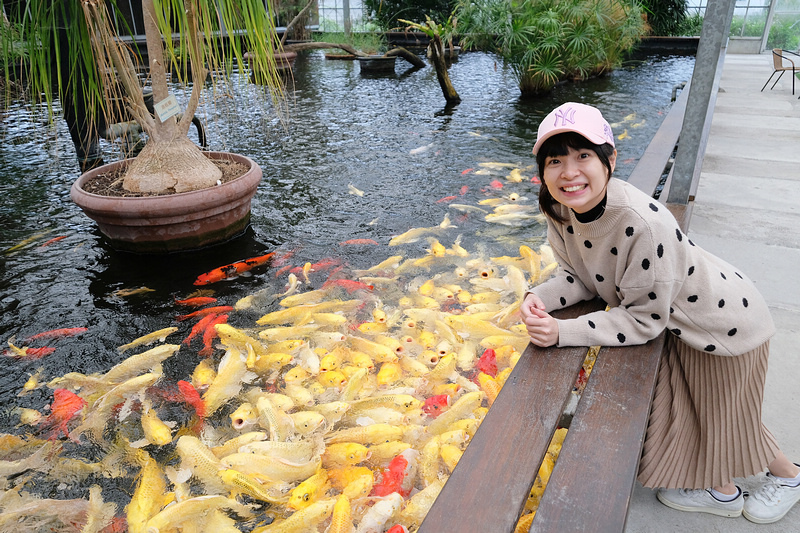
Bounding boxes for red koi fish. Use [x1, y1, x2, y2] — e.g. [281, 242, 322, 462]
[531, 175, 541, 184]
[176, 306, 234, 322]
[461, 168, 473, 175]
[386, 526, 409, 533]
[459, 185, 469, 195]
[23, 327, 88, 342]
[174, 296, 218, 307]
[477, 348, 498, 377]
[422, 394, 450, 418]
[198, 314, 228, 357]
[183, 312, 220, 345]
[41, 388, 87, 439]
[436, 195, 457, 204]
[193, 252, 276, 285]
[3, 345, 57, 359]
[39, 236, 67, 248]
[489, 179, 503, 189]
[339, 239, 379, 246]
[178, 380, 206, 418]
[371, 453, 412, 498]
[322, 279, 374, 294]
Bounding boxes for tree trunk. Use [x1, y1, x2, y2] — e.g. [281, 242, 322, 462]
[429, 36, 460, 104]
[120, 0, 220, 194]
[123, 135, 221, 193]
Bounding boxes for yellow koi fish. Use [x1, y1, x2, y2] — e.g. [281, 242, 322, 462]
[117, 327, 179, 354]
[288, 469, 331, 510]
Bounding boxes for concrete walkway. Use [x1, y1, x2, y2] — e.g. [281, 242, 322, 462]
[625, 52, 800, 532]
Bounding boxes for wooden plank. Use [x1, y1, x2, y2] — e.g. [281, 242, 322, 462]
[626, 82, 689, 196]
[529, 333, 665, 533]
[418, 300, 606, 533]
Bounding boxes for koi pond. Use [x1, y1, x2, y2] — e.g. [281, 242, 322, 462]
[0, 50, 694, 530]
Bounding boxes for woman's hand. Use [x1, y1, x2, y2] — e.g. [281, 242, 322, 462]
[520, 293, 559, 347]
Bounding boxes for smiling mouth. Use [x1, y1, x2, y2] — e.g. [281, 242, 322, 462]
[562, 184, 586, 192]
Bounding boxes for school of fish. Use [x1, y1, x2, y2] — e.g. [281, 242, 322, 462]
[1, 162, 594, 532]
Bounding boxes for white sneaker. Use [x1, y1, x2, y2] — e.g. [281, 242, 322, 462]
[657, 487, 743, 518]
[743, 473, 800, 524]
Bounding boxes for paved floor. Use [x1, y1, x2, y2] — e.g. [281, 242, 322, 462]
[625, 52, 800, 532]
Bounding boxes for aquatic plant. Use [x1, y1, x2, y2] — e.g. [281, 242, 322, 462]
[454, 0, 649, 96]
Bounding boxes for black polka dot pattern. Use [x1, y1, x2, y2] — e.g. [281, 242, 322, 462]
[705, 344, 716, 352]
[743, 298, 749, 307]
[718, 299, 725, 308]
[595, 274, 604, 282]
[560, 297, 567, 306]
[671, 328, 681, 336]
[567, 225, 574, 234]
[728, 328, 737, 336]
[588, 320, 596, 329]
[720, 272, 727, 280]
[688, 266, 695, 276]
[651, 313, 661, 320]
[625, 227, 634, 237]
[642, 258, 650, 270]
[584, 240, 592, 248]
[676, 229, 683, 242]
[566, 275, 575, 283]
[648, 292, 657, 300]
[657, 244, 664, 258]
[617, 333, 626, 343]
[688, 295, 698, 303]
[610, 247, 618, 255]
[649, 203, 659, 212]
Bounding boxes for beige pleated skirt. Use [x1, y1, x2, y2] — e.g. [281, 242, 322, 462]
[637, 333, 781, 489]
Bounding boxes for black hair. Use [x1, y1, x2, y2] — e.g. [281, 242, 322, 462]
[535, 132, 615, 223]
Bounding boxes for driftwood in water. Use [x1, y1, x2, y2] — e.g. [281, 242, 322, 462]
[427, 35, 460, 104]
[282, 41, 368, 57]
[385, 47, 426, 68]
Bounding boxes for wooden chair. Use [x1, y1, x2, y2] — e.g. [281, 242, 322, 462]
[761, 48, 799, 95]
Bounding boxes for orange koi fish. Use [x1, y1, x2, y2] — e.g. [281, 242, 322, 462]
[38, 236, 67, 248]
[183, 313, 220, 345]
[174, 296, 218, 307]
[23, 327, 88, 342]
[489, 179, 503, 189]
[176, 306, 234, 322]
[193, 252, 276, 285]
[339, 239, 379, 246]
[371, 453, 412, 498]
[459, 185, 469, 195]
[531, 175, 541, 184]
[386, 526, 409, 533]
[477, 348, 498, 377]
[422, 394, 450, 418]
[198, 314, 228, 357]
[178, 380, 206, 418]
[322, 279, 374, 294]
[461, 168, 473, 175]
[41, 389, 87, 439]
[435, 196, 457, 204]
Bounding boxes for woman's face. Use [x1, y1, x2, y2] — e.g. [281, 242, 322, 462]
[542, 146, 617, 214]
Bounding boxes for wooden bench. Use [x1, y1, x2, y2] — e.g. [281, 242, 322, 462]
[418, 60, 722, 532]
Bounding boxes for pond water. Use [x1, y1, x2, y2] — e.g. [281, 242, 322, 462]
[0, 49, 694, 526]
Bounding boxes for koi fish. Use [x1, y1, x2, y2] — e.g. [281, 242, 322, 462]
[110, 287, 155, 298]
[322, 279, 374, 294]
[176, 306, 234, 322]
[370, 452, 412, 497]
[348, 183, 365, 196]
[489, 179, 503, 189]
[3, 340, 56, 359]
[38, 235, 67, 248]
[339, 239, 379, 246]
[476, 347, 498, 377]
[461, 168, 473, 174]
[436, 195, 457, 204]
[198, 314, 229, 357]
[183, 313, 219, 345]
[178, 380, 206, 418]
[117, 327, 179, 353]
[23, 327, 88, 342]
[386, 526, 409, 533]
[41, 388, 87, 439]
[193, 252, 276, 285]
[174, 296, 218, 307]
[422, 394, 450, 418]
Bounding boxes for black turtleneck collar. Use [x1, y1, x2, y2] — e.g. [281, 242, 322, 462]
[573, 192, 608, 223]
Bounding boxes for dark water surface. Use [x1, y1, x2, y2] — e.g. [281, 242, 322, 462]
[0, 49, 693, 503]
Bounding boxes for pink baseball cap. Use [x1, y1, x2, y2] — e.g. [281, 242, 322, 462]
[532, 102, 615, 155]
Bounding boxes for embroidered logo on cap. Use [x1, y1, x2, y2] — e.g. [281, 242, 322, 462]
[553, 106, 576, 127]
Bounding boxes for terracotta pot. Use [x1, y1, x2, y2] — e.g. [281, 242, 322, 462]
[70, 152, 262, 253]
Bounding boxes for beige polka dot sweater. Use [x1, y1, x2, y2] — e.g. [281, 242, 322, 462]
[530, 178, 775, 356]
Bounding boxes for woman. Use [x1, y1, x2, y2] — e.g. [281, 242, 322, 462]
[520, 102, 800, 524]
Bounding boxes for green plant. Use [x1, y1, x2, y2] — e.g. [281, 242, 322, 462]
[456, 0, 647, 97]
[729, 13, 767, 38]
[766, 13, 800, 51]
[638, 0, 687, 36]
[678, 13, 704, 36]
[313, 31, 388, 55]
[363, 0, 455, 31]
[2, 0, 286, 194]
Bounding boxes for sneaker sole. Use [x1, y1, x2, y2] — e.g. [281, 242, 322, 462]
[657, 491, 743, 518]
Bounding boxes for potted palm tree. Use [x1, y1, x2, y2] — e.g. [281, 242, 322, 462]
[4, 0, 286, 253]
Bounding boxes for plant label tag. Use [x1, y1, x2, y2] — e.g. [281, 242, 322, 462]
[154, 95, 181, 122]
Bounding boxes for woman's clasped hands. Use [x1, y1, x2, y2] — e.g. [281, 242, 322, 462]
[521, 293, 560, 347]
